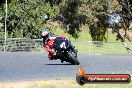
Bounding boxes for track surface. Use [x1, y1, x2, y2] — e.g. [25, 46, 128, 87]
[0, 52, 132, 81]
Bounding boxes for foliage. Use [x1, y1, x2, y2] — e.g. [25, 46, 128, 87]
[113, 0, 132, 42]
[1, 0, 56, 38]
[43, 0, 62, 6]
[58, 0, 81, 38]
[0, 0, 131, 42]
[79, 0, 110, 41]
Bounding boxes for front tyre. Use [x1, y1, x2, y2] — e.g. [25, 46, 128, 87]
[68, 51, 80, 65]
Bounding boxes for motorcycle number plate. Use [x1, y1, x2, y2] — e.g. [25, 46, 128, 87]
[60, 42, 66, 48]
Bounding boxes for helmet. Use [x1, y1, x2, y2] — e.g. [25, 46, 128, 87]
[41, 30, 50, 45]
[41, 30, 49, 36]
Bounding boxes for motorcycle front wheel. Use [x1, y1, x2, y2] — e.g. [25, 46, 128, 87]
[68, 51, 80, 65]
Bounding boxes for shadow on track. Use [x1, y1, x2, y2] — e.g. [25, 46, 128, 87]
[46, 63, 74, 65]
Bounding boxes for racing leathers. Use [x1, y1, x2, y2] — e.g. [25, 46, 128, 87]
[43, 35, 66, 60]
[43, 36, 56, 60]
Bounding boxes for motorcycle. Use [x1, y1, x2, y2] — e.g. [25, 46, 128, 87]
[53, 37, 80, 65]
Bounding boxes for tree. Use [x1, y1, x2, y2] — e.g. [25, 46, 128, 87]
[43, 0, 62, 6]
[116, 0, 132, 42]
[107, 0, 132, 53]
[1, 0, 55, 38]
[59, 0, 81, 38]
[78, 0, 110, 41]
[0, 0, 131, 43]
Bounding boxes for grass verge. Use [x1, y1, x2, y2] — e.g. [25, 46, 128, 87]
[0, 79, 131, 88]
[73, 42, 131, 54]
[36, 41, 131, 54]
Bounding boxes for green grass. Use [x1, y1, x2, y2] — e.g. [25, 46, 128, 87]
[52, 28, 122, 42]
[73, 42, 129, 54]
[53, 29, 92, 41]
[35, 39, 130, 54]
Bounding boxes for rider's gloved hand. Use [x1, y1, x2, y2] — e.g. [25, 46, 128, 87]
[50, 49, 55, 54]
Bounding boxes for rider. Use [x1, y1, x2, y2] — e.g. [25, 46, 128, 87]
[41, 30, 66, 60]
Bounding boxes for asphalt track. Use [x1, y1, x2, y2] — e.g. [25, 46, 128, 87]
[0, 52, 132, 81]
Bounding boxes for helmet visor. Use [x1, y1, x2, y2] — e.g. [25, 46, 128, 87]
[42, 34, 49, 45]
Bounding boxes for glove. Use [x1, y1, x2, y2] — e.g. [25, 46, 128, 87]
[50, 49, 55, 54]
